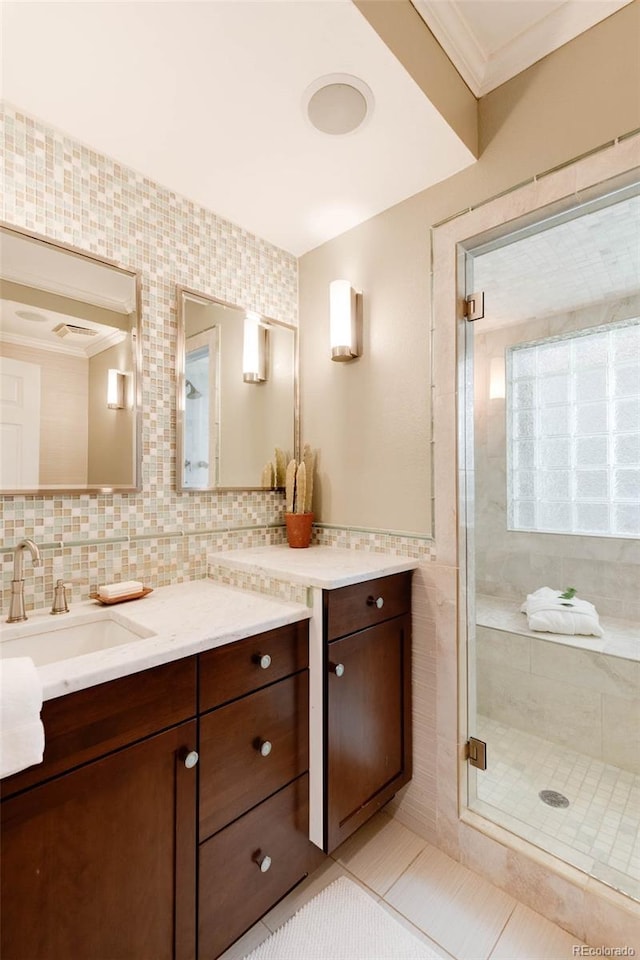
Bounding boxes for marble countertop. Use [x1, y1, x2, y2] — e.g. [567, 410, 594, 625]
[208, 544, 419, 588]
[1, 580, 310, 701]
[476, 594, 639, 662]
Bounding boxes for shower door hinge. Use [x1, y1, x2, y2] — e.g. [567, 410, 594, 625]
[464, 291, 485, 321]
[466, 737, 487, 770]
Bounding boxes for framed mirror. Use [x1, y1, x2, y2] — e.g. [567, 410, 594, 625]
[177, 287, 298, 491]
[0, 224, 141, 493]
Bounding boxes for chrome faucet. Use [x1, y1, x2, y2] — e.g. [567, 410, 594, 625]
[6, 539, 43, 623]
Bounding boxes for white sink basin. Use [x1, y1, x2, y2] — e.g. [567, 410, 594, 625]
[0, 614, 156, 666]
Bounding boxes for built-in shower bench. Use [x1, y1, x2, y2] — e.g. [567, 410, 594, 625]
[474, 595, 639, 775]
[476, 593, 639, 663]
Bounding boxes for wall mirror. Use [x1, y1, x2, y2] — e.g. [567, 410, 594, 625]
[177, 287, 298, 491]
[0, 224, 141, 493]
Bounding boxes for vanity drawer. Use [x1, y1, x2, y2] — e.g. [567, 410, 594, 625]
[0, 657, 197, 798]
[198, 774, 321, 960]
[324, 572, 412, 641]
[199, 671, 308, 840]
[199, 619, 308, 711]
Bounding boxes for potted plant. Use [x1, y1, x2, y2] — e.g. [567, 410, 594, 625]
[284, 444, 315, 548]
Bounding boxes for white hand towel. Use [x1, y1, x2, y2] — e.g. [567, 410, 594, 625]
[0, 656, 45, 778]
[98, 580, 143, 600]
[520, 587, 604, 637]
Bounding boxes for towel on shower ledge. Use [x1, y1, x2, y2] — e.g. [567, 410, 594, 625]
[520, 587, 604, 637]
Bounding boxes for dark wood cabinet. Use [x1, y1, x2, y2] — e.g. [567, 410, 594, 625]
[199, 774, 315, 960]
[323, 571, 413, 852]
[1, 663, 198, 960]
[0, 619, 321, 960]
[197, 623, 323, 960]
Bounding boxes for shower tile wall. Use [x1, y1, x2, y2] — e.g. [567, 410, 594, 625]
[0, 104, 298, 609]
[473, 294, 640, 620]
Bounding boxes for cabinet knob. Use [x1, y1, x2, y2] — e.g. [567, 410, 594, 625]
[257, 739, 272, 757]
[367, 595, 384, 609]
[183, 750, 199, 769]
[256, 853, 272, 873]
[329, 661, 345, 678]
[253, 653, 272, 670]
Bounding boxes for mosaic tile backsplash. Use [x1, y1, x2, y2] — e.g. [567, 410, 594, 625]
[0, 104, 433, 614]
[0, 103, 298, 612]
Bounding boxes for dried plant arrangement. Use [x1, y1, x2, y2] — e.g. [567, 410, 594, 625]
[283, 444, 317, 547]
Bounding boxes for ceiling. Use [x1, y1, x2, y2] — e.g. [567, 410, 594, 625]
[412, 0, 632, 97]
[0, 1, 631, 255]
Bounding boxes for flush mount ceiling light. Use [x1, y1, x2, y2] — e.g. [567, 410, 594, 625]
[15, 309, 47, 323]
[303, 74, 374, 136]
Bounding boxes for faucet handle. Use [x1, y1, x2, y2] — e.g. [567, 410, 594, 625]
[50, 579, 69, 616]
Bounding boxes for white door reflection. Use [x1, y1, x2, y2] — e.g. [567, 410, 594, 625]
[184, 328, 219, 488]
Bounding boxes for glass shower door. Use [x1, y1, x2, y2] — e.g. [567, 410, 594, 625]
[463, 187, 640, 902]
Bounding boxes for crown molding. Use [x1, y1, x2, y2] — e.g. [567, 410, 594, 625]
[412, 0, 632, 98]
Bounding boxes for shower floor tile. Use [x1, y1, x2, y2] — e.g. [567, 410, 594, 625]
[475, 715, 640, 900]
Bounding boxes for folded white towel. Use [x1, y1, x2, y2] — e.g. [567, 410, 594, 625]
[98, 580, 143, 600]
[520, 587, 604, 637]
[0, 657, 45, 778]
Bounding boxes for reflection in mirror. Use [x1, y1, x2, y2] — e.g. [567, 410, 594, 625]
[0, 224, 141, 493]
[177, 288, 297, 490]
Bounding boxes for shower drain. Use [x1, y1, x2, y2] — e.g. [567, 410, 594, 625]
[539, 789, 570, 808]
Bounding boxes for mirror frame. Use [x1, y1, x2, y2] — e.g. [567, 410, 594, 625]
[176, 285, 299, 492]
[0, 221, 143, 495]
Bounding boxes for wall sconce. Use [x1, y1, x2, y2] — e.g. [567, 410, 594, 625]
[489, 356, 506, 399]
[107, 369, 126, 409]
[329, 279, 362, 361]
[243, 313, 267, 383]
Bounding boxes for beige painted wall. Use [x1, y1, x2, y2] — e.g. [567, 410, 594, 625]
[299, 1, 640, 535]
[1, 341, 88, 485]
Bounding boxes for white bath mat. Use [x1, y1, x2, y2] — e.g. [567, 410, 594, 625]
[242, 876, 440, 960]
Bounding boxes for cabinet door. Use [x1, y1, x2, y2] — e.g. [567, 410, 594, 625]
[1, 720, 197, 960]
[199, 775, 323, 960]
[199, 671, 308, 840]
[326, 615, 412, 852]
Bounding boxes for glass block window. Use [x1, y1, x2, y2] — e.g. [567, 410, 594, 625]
[507, 319, 640, 538]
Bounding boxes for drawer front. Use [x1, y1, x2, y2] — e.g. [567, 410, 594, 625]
[324, 571, 412, 641]
[1, 657, 197, 798]
[198, 774, 323, 960]
[199, 671, 308, 841]
[199, 620, 308, 711]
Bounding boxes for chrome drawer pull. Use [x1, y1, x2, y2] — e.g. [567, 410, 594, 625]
[183, 750, 199, 769]
[329, 661, 345, 678]
[258, 739, 272, 757]
[367, 595, 384, 609]
[253, 653, 272, 670]
[256, 853, 272, 873]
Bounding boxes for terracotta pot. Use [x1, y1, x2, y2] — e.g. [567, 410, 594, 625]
[285, 512, 314, 548]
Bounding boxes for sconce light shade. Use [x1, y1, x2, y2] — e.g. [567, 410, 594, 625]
[243, 313, 267, 383]
[329, 279, 362, 361]
[489, 356, 506, 399]
[107, 369, 126, 409]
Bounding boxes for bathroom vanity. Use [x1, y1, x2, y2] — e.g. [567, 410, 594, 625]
[0, 551, 417, 959]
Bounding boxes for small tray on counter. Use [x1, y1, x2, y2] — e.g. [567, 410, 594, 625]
[89, 587, 153, 605]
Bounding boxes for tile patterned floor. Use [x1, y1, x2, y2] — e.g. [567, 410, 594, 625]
[219, 810, 587, 960]
[475, 715, 640, 901]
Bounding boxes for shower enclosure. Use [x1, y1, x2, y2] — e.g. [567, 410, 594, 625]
[461, 183, 640, 902]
